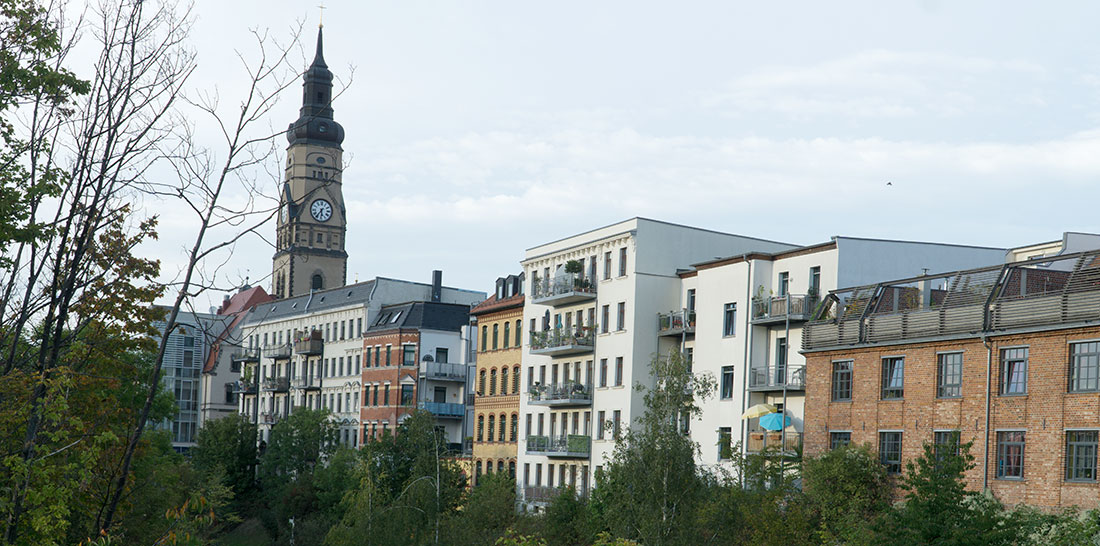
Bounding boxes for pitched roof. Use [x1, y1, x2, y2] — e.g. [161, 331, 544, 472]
[365, 301, 470, 335]
[204, 286, 274, 373]
[470, 293, 524, 316]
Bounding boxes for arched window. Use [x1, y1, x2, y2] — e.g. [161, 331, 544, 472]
[503, 322, 510, 348]
[475, 460, 482, 484]
[509, 461, 516, 478]
[312, 274, 323, 290]
[498, 460, 505, 473]
[515, 320, 521, 346]
[489, 368, 497, 396]
[513, 365, 520, 393]
[480, 325, 487, 352]
[488, 415, 495, 442]
[492, 324, 499, 350]
[479, 370, 486, 396]
[498, 413, 506, 442]
[500, 367, 508, 395]
[485, 459, 493, 474]
[510, 413, 518, 442]
[477, 415, 484, 442]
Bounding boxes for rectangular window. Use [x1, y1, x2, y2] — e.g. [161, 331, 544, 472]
[373, 385, 378, 405]
[374, 346, 380, 367]
[996, 431, 1025, 479]
[357, 318, 363, 337]
[937, 352, 963, 398]
[601, 305, 609, 333]
[436, 348, 449, 363]
[687, 289, 696, 312]
[616, 302, 625, 331]
[597, 410, 606, 439]
[1001, 347, 1028, 395]
[619, 247, 627, 276]
[613, 410, 621, 439]
[720, 366, 734, 399]
[400, 384, 414, 406]
[1070, 342, 1100, 393]
[830, 431, 851, 450]
[515, 320, 521, 347]
[403, 345, 415, 366]
[933, 430, 960, 461]
[778, 272, 789, 297]
[481, 326, 488, 353]
[603, 251, 611, 280]
[600, 359, 608, 387]
[492, 324, 499, 350]
[503, 322, 510, 349]
[718, 427, 732, 460]
[881, 357, 904, 400]
[722, 303, 736, 337]
[614, 357, 623, 386]
[383, 385, 390, 405]
[832, 360, 852, 401]
[1066, 430, 1098, 482]
[879, 431, 902, 474]
[385, 345, 392, 366]
[809, 266, 821, 297]
[528, 366, 534, 389]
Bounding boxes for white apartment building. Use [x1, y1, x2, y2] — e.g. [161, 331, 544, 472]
[235, 274, 484, 446]
[516, 218, 794, 506]
[671, 237, 1008, 469]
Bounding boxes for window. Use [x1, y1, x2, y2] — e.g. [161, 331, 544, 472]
[403, 345, 415, 366]
[383, 384, 390, 405]
[373, 385, 379, 405]
[357, 318, 362, 337]
[490, 368, 497, 396]
[499, 413, 506, 442]
[510, 414, 517, 442]
[720, 366, 734, 399]
[514, 320, 521, 347]
[1001, 348, 1028, 395]
[775, 338, 788, 384]
[492, 324, 499, 350]
[603, 251, 611, 280]
[612, 410, 621, 439]
[616, 302, 625, 331]
[500, 367, 508, 395]
[937, 352, 963, 398]
[809, 266, 821, 297]
[1070, 342, 1100, 393]
[687, 289, 696, 312]
[513, 366, 520, 393]
[312, 274, 323, 290]
[832, 360, 852, 401]
[436, 347, 448, 363]
[527, 366, 534, 390]
[385, 345, 392, 366]
[597, 410, 605, 439]
[778, 272, 789, 296]
[477, 415, 484, 442]
[488, 415, 495, 442]
[933, 430, 960, 462]
[374, 346, 380, 367]
[503, 322, 510, 349]
[1066, 430, 1098, 481]
[722, 303, 736, 336]
[879, 431, 902, 474]
[400, 384, 414, 406]
[718, 427, 732, 460]
[996, 431, 1025, 479]
[881, 357, 904, 400]
[830, 431, 851, 450]
[618, 247, 627, 276]
[601, 305, 609, 333]
[481, 325, 487, 352]
[614, 357, 623, 387]
[479, 370, 486, 395]
[600, 359, 608, 387]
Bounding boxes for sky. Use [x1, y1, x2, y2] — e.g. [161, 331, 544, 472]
[129, 0, 1100, 309]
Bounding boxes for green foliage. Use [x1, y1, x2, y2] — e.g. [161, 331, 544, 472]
[542, 488, 597, 546]
[191, 414, 258, 507]
[444, 471, 518, 545]
[802, 443, 891, 543]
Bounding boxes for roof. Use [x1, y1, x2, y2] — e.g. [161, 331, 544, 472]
[365, 301, 470, 335]
[470, 293, 524, 316]
[204, 286, 274, 373]
[243, 279, 378, 324]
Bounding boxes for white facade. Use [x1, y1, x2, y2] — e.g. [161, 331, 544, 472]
[236, 276, 484, 446]
[516, 218, 794, 505]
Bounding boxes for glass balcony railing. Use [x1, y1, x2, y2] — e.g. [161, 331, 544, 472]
[230, 348, 260, 362]
[747, 431, 802, 455]
[657, 310, 696, 336]
[530, 327, 595, 356]
[531, 273, 598, 306]
[294, 332, 323, 355]
[419, 401, 465, 419]
[525, 434, 591, 457]
[748, 365, 806, 391]
[261, 376, 290, 392]
[528, 381, 592, 406]
[263, 344, 292, 360]
[419, 361, 468, 382]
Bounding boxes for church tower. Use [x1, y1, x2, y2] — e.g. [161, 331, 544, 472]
[272, 26, 347, 299]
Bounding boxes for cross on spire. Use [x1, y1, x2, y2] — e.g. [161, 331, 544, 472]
[317, 2, 326, 28]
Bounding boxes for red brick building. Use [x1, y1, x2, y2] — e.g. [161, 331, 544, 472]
[803, 249, 1100, 509]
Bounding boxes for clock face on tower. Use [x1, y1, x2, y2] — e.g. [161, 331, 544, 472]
[310, 199, 333, 222]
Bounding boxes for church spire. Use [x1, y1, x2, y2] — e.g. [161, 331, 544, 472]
[286, 26, 345, 147]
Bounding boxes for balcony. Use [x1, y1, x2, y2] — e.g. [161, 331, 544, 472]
[418, 401, 465, 419]
[261, 376, 290, 392]
[523, 485, 560, 504]
[751, 294, 814, 325]
[528, 381, 592, 407]
[530, 327, 595, 357]
[260, 412, 280, 425]
[526, 434, 591, 458]
[232, 380, 257, 394]
[230, 348, 260, 363]
[294, 330, 324, 355]
[747, 431, 802, 455]
[657, 310, 695, 337]
[419, 361, 468, 382]
[531, 273, 597, 307]
[291, 376, 322, 390]
[748, 365, 805, 391]
[263, 344, 292, 360]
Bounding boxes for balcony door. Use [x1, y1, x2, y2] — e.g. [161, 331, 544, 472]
[434, 386, 446, 404]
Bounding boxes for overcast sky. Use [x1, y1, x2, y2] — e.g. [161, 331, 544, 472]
[135, 0, 1100, 308]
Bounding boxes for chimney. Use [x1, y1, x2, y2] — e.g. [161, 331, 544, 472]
[431, 270, 442, 303]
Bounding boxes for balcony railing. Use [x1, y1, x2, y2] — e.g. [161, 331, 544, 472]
[418, 401, 465, 419]
[291, 376, 322, 390]
[232, 380, 258, 394]
[419, 361, 468, 382]
[294, 332, 323, 355]
[748, 365, 806, 391]
[528, 381, 592, 406]
[523, 485, 560, 504]
[530, 327, 595, 357]
[657, 310, 696, 336]
[747, 431, 802, 455]
[230, 348, 260, 363]
[526, 434, 591, 457]
[531, 273, 597, 306]
[260, 412, 280, 425]
[263, 344, 292, 360]
[261, 376, 290, 392]
[751, 294, 814, 325]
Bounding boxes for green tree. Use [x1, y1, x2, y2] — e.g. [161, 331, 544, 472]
[802, 443, 891, 543]
[191, 414, 258, 508]
[596, 349, 715, 545]
[542, 487, 597, 546]
[444, 471, 518, 545]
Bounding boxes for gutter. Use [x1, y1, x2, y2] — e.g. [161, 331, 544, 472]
[982, 334, 993, 491]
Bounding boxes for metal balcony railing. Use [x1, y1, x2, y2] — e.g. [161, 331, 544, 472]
[230, 348, 260, 362]
[232, 380, 258, 394]
[291, 376, 322, 390]
[526, 434, 591, 457]
[263, 344, 292, 360]
[531, 273, 597, 306]
[419, 361, 468, 382]
[657, 310, 696, 336]
[418, 401, 465, 418]
[261, 376, 290, 392]
[751, 294, 814, 325]
[294, 332, 323, 355]
[530, 327, 595, 356]
[746, 431, 802, 454]
[748, 365, 806, 391]
[528, 381, 592, 406]
[523, 485, 560, 504]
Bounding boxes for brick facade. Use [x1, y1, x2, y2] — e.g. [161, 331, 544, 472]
[470, 293, 524, 483]
[360, 330, 420, 440]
